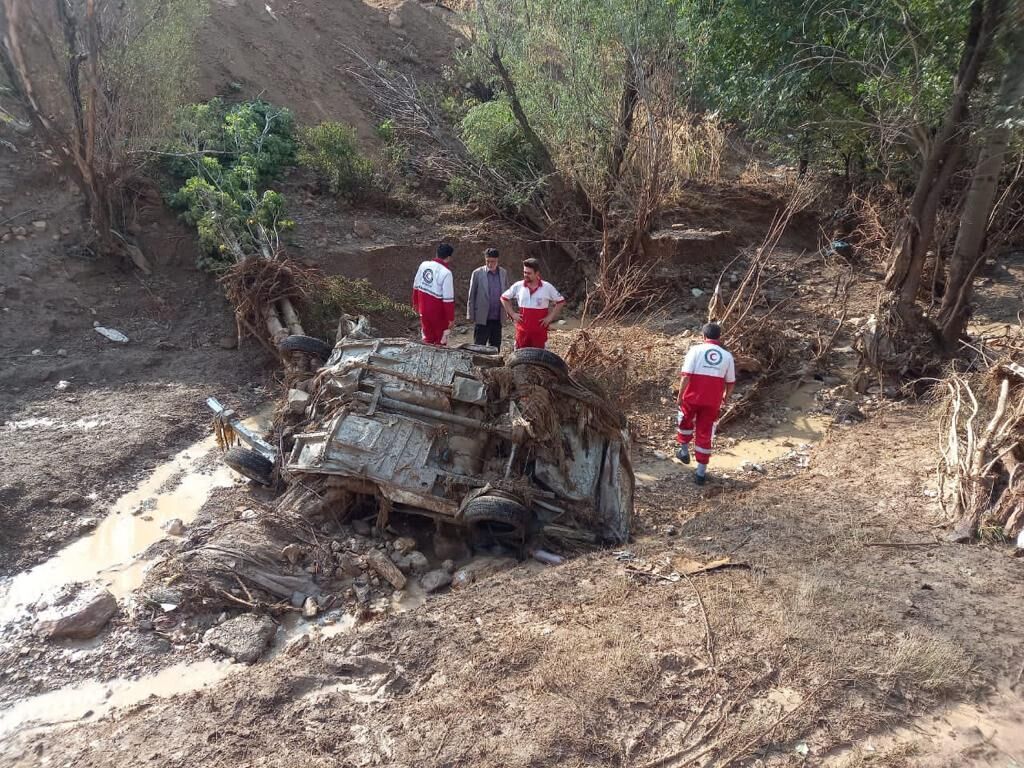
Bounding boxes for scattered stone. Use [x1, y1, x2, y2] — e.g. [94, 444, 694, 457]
[388, 10, 403, 28]
[218, 334, 238, 350]
[31, 220, 47, 231]
[741, 461, 767, 474]
[352, 220, 374, 238]
[31, 348, 42, 356]
[421, 569, 453, 593]
[663, 524, 678, 536]
[302, 596, 319, 618]
[94, 326, 129, 343]
[392, 536, 417, 553]
[281, 543, 305, 564]
[286, 388, 310, 415]
[451, 557, 516, 590]
[367, 548, 407, 590]
[405, 550, 429, 574]
[56, 348, 67, 357]
[690, 288, 705, 298]
[336, 553, 363, 577]
[441, 559, 456, 574]
[76, 516, 99, 533]
[290, 591, 306, 608]
[53, 380, 72, 392]
[203, 614, 276, 663]
[162, 518, 185, 536]
[12, 226, 26, 236]
[35, 587, 117, 640]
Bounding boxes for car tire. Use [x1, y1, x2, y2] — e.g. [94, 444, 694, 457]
[507, 348, 568, 377]
[462, 494, 529, 536]
[224, 447, 274, 486]
[278, 334, 333, 362]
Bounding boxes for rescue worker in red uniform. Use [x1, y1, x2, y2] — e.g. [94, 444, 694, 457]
[500, 257, 565, 349]
[411, 243, 456, 345]
[676, 322, 736, 485]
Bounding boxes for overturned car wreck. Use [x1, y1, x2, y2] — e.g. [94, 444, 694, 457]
[216, 325, 634, 552]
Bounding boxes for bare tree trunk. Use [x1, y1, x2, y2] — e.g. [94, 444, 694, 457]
[884, 0, 1004, 323]
[938, 0, 1024, 347]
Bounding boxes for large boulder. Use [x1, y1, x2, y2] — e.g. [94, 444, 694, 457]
[203, 614, 277, 663]
[35, 587, 118, 640]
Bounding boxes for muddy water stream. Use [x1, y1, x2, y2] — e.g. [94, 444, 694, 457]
[0, 435, 237, 623]
[634, 382, 829, 486]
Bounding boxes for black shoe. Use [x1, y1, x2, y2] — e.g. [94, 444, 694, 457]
[694, 473, 707, 486]
[675, 447, 690, 464]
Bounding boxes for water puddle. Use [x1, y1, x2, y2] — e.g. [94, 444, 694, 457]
[635, 383, 829, 485]
[0, 435, 239, 623]
[0, 658, 232, 740]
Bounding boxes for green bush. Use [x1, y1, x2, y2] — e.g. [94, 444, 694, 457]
[304, 276, 416, 340]
[460, 100, 536, 175]
[298, 122, 374, 201]
[168, 99, 297, 271]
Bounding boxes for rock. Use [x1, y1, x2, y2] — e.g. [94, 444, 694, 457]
[53, 379, 72, 391]
[35, 587, 117, 640]
[690, 288, 705, 298]
[392, 536, 417, 553]
[32, 220, 47, 231]
[290, 591, 306, 608]
[302, 596, 319, 618]
[336, 553, 363, 577]
[405, 550, 429, 574]
[741, 461, 767, 474]
[286, 388, 310, 415]
[366, 548, 407, 590]
[352, 518, 372, 536]
[281, 543, 305, 564]
[451, 557, 516, 590]
[12, 226, 26, 236]
[352, 220, 374, 238]
[390, 552, 412, 573]
[56, 348, 67, 358]
[76, 516, 99, 533]
[441, 559, 456, 574]
[421, 569, 452, 593]
[218, 334, 238, 350]
[388, 10, 403, 28]
[31, 348, 42, 356]
[162, 518, 185, 536]
[203, 614, 276, 663]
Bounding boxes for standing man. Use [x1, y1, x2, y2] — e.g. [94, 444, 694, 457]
[500, 257, 565, 350]
[466, 247, 510, 349]
[675, 322, 736, 485]
[412, 243, 456, 346]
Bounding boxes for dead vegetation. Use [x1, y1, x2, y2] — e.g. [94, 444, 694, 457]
[938, 356, 1024, 543]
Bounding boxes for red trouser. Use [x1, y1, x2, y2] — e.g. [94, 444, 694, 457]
[676, 400, 720, 465]
[419, 314, 448, 345]
[514, 319, 548, 349]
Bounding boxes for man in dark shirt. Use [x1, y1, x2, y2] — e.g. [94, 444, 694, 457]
[466, 248, 510, 348]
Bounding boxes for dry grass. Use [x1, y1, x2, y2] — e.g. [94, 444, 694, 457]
[878, 633, 973, 695]
[833, 743, 921, 768]
[670, 111, 728, 184]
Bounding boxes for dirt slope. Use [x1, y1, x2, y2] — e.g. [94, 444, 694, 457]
[196, 0, 463, 134]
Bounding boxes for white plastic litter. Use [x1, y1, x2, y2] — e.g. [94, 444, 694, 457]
[94, 326, 129, 343]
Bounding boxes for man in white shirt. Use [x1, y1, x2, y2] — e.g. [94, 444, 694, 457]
[499, 257, 565, 349]
[411, 243, 456, 345]
[675, 322, 736, 485]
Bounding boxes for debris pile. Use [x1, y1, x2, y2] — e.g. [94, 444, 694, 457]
[144, 322, 635, 617]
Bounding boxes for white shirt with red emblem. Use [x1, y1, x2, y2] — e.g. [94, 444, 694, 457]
[411, 259, 455, 324]
[680, 341, 736, 408]
[501, 280, 564, 319]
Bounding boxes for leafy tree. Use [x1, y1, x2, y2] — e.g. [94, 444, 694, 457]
[0, 0, 208, 266]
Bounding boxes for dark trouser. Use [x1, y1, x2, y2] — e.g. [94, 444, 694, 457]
[473, 319, 502, 348]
